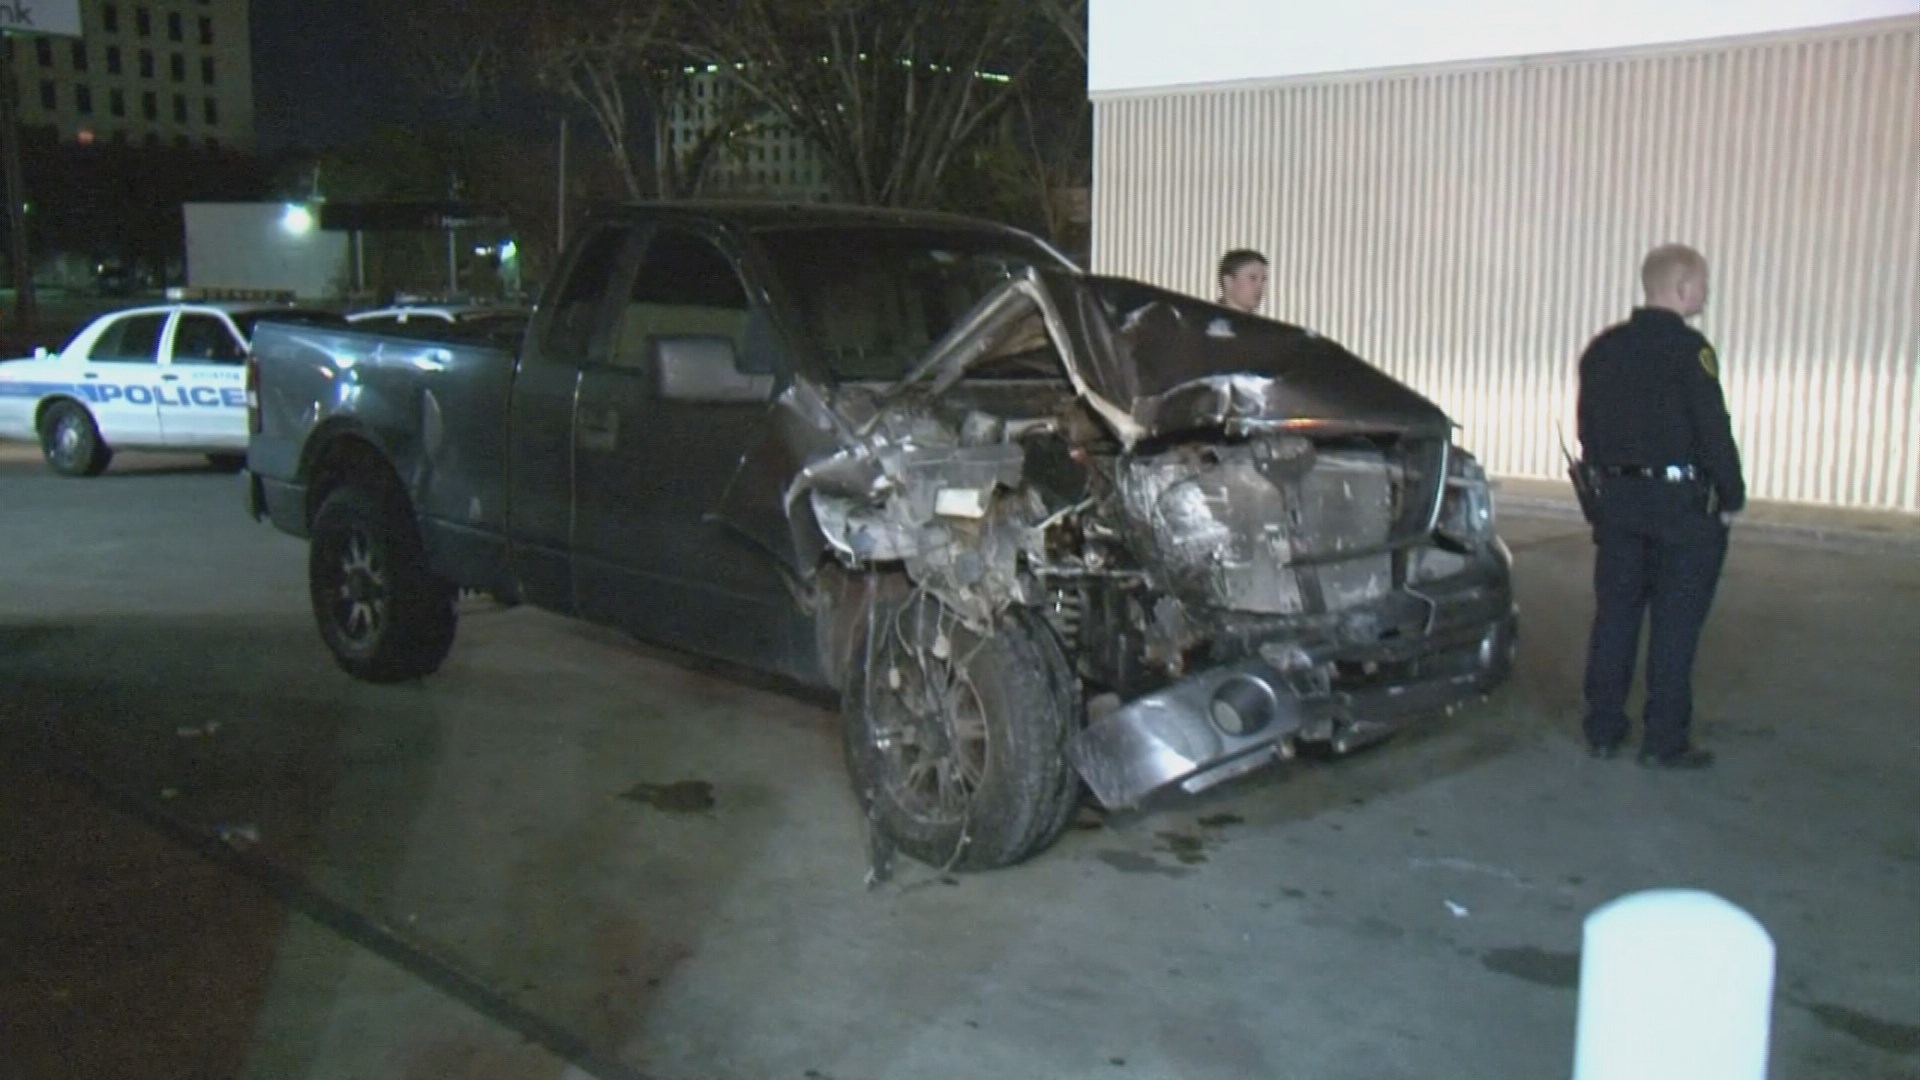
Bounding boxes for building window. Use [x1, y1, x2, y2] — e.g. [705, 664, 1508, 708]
[35, 38, 52, 66]
[107, 46, 122, 75]
[71, 41, 88, 71]
[39, 81, 55, 109]
[203, 98, 217, 125]
[142, 90, 157, 120]
[173, 94, 187, 123]
[75, 85, 93, 115]
[198, 16, 214, 46]
[102, 4, 120, 32]
[170, 53, 184, 82]
[140, 50, 154, 78]
[110, 89, 126, 117]
[136, 6, 152, 36]
[167, 11, 183, 42]
[201, 57, 215, 85]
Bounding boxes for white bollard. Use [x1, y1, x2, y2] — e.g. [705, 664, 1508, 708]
[1572, 888, 1776, 1080]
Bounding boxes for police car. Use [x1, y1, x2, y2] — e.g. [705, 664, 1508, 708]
[345, 301, 526, 329]
[347, 302, 530, 347]
[0, 291, 343, 477]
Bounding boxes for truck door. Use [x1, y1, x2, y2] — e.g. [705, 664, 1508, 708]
[159, 311, 249, 449]
[505, 222, 634, 612]
[569, 224, 798, 669]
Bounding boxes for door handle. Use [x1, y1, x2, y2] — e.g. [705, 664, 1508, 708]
[161, 374, 181, 382]
[575, 409, 618, 451]
[83, 372, 100, 379]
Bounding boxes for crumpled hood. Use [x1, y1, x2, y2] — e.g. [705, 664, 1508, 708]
[718, 267, 1460, 581]
[1045, 273, 1455, 443]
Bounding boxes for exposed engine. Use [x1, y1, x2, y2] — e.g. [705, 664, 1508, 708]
[801, 383, 1487, 706]
[741, 269, 1516, 813]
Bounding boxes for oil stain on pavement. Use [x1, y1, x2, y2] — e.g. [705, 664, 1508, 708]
[1798, 1000, 1920, 1056]
[1096, 812, 1244, 876]
[1479, 947, 1581, 990]
[1095, 851, 1193, 879]
[619, 780, 716, 814]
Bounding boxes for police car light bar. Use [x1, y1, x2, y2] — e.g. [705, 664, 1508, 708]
[166, 286, 298, 304]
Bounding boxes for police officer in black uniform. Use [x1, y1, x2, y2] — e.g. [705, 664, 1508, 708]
[1574, 243, 1745, 768]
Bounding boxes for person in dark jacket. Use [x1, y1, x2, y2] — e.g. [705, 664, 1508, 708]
[1575, 242, 1745, 769]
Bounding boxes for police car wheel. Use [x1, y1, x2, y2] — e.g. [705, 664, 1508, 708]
[38, 402, 112, 478]
[308, 486, 457, 684]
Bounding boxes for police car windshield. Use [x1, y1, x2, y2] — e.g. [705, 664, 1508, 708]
[232, 309, 348, 341]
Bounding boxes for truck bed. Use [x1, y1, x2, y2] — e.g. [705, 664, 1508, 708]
[245, 318, 521, 552]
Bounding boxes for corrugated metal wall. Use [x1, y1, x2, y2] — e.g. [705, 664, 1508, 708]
[1092, 18, 1920, 513]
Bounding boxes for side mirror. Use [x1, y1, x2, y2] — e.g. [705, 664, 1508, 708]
[654, 335, 774, 404]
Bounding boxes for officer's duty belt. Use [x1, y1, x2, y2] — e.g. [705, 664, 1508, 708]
[1592, 464, 1700, 482]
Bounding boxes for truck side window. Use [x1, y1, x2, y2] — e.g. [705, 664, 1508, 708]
[611, 228, 756, 373]
[86, 313, 168, 363]
[540, 225, 628, 365]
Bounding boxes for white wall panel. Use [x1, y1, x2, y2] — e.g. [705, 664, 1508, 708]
[1091, 19, 1920, 512]
[1090, 0, 1920, 92]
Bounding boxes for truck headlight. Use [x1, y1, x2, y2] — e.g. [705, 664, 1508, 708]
[1438, 449, 1495, 544]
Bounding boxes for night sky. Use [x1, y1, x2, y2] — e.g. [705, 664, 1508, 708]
[250, 0, 418, 151]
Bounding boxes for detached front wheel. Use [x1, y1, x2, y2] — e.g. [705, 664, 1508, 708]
[308, 486, 457, 683]
[843, 593, 1081, 872]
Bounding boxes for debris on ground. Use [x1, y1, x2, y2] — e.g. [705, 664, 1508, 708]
[217, 823, 259, 848]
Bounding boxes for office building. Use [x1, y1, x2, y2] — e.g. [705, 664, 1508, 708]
[5, 0, 254, 149]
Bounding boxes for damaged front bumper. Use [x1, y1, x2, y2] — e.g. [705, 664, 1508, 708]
[1065, 554, 1518, 810]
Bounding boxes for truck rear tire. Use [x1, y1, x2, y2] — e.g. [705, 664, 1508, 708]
[308, 485, 457, 683]
[842, 593, 1081, 872]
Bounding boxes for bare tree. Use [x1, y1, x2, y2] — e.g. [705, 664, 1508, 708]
[391, 0, 534, 106]
[1036, 0, 1088, 64]
[527, 1, 686, 200]
[1011, 71, 1092, 252]
[683, 0, 1045, 208]
[392, 0, 745, 201]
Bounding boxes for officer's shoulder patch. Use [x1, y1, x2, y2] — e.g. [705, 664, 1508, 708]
[1698, 345, 1719, 379]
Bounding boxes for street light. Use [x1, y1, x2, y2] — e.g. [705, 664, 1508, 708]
[281, 203, 314, 235]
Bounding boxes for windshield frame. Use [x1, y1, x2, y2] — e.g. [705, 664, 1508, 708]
[746, 222, 1079, 389]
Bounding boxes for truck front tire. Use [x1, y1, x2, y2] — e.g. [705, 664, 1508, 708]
[842, 594, 1082, 872]
[308, 485, 457, 683]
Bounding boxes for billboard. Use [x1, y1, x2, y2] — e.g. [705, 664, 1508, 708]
[0, 0, 83, 38]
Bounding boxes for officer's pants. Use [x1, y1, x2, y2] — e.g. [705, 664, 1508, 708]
[1581, 519, 1730, 755]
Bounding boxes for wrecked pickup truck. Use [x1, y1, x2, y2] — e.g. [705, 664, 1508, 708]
[243, 202, 1517, 872]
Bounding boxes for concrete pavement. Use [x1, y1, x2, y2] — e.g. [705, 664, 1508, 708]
[1, 446, 1916, 1080]
[1491, 473, 1920, 557]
